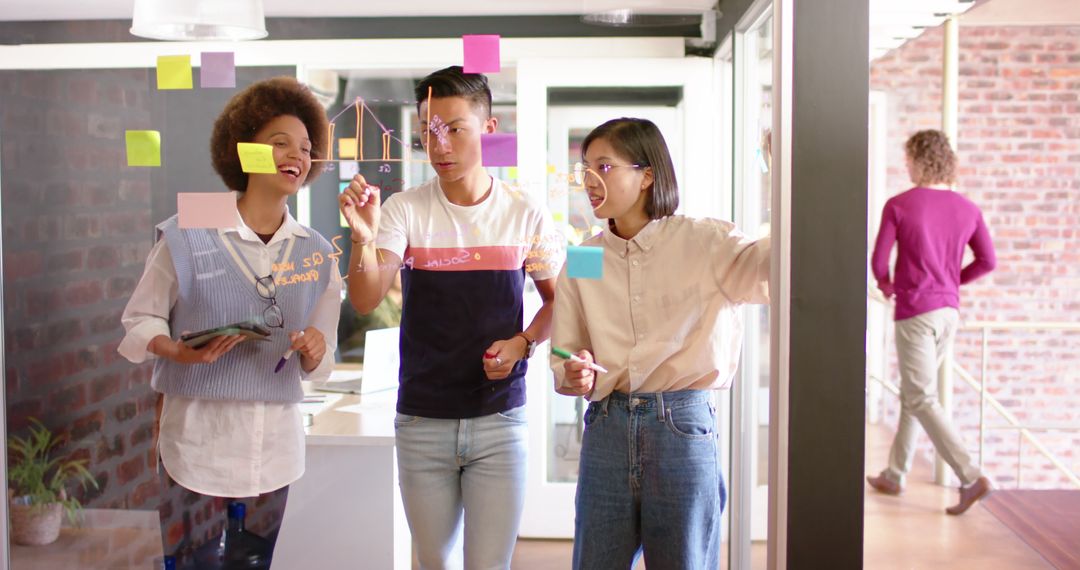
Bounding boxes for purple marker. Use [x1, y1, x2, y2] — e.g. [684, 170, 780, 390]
[274, 330, 304, 373]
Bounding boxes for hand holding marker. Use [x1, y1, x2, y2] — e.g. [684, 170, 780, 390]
[552, 347, 608, 374]
[275, 331, 304, 373]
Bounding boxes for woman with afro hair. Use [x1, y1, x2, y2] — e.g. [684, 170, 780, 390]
[119, 76, 340, 567]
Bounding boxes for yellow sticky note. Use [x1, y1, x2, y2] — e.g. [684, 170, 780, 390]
[237, 143, 277, 174]
[552, 212, 565, 223]
[546, 164, 556, 175]
[125, 130, 161, 167]
[338, 138, 358, 159]
[156, 55, 193, 90]
[507, 167, 519, 180]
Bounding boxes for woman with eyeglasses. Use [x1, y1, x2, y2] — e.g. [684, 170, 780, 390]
[118, 77, 340, 568]
[551, 118, 770, 569]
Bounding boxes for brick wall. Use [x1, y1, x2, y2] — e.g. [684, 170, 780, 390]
[870, 25, 1080, 488]
[2, 69, 160, 510]
[2, 67, 290, 556]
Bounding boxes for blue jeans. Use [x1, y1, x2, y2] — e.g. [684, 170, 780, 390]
[573, 390, 726, 570]
[394, 406, 528, 570]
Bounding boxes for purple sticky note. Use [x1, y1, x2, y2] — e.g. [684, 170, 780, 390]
[481, 133, 517, 167]
[178, 193, 238, 229]
[200, 52, 236, 88]
[463, 35, 501, 74]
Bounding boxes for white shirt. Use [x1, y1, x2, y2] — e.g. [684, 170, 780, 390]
[118, 196, 341, 497]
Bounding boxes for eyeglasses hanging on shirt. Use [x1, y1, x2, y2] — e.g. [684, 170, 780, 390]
[255, 275, 285, 330]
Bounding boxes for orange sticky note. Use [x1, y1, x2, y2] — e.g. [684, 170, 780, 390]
[237, 143, 277, 174]
[338, 138, 359, 160]
[178, 193, 238, 229]
[157, 55, 193, 90]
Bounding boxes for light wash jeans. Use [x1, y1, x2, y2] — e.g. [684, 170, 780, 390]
[394, 405, 528, 570]
[573, 390, 725, 570]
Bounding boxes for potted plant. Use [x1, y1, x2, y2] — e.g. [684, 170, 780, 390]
[7, 418, 98, 546]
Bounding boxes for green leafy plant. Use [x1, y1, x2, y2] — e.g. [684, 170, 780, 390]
[7, 418, 98, 524]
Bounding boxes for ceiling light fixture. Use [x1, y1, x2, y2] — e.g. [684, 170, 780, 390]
[130, 0, 268, 41]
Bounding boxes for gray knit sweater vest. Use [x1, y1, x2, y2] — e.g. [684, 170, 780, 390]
[152, 216, 333, 402]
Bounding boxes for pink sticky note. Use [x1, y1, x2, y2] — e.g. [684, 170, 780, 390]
[463, 35, 501, 74]
[200, 52, 235, 88]
[177, 193, 238, 229]
[481, 133, 517, 167]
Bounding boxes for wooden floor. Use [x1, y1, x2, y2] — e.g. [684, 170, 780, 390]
[413, 424, 1050, 569]
[863, 423, 1050, 569]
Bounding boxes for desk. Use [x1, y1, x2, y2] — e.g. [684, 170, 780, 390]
[8, 509, 162, 569]
[273, 382, 410, 570]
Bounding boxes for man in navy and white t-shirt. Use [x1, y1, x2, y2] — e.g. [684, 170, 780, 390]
[338, 66, 561, 569]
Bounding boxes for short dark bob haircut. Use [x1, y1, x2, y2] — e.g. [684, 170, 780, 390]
[581, 117, 679, 219]
[211, 76, 329, 192]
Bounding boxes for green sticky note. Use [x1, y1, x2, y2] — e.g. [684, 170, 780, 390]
[125, 130, 161, 167]
[237, 143, 277, 174]
[156, 55, 193, 90]
[339, 182, 350, 227]
[567, 245, 603, 280]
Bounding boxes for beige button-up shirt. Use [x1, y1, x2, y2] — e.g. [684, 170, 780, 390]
[550, 215, 770, 400]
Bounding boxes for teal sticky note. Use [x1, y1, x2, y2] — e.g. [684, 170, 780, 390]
[567, 246, 603, 280]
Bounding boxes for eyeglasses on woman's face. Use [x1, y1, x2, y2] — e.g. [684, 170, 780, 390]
[572, 161, 646, 186]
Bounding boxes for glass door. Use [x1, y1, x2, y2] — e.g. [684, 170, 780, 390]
[544, 104, 681, 487]
[731, 4, 775, 569]
[515, 56, 716, 539]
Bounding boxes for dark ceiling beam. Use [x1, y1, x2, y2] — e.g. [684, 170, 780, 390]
[0, 15, 701, 46]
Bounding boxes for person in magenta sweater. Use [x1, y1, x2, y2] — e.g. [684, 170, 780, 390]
[867, 129, 995, 515]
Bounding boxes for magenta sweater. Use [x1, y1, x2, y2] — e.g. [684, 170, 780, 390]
[871, 187, 996, 320]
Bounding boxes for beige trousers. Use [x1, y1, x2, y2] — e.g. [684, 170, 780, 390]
[884, 307, 982, 487]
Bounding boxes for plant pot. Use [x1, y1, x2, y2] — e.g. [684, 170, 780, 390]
[9, 500, 63, 546]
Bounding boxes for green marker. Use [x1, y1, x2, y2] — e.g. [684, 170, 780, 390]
[552, 346, 608, 374]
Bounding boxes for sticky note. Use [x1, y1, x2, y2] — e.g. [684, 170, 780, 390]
[338, 138, 358, 160]
[339, 160, 359, 181]
[507, 167, 519, 180]
[546, 164, 556, 175]
[480, 133, 517, 167]
[339, 182, 350, 227]
[567, 246, 603, 280]
[553, 212, 565, 223]
[125, 130, 161, 167]
[237, 143, 277, 174]
[177, 193, 238, 229]
[463, 35, 501, 74]
[200, 52, 235, 88]
[156, 55, 193, 90]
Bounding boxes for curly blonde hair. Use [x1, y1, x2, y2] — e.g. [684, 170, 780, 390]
[905, 130, 957, 186]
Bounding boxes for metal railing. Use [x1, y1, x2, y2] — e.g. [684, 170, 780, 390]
[867, 292, 1080, 489]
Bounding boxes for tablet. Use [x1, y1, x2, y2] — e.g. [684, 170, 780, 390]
[180, 320, 272, 349]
